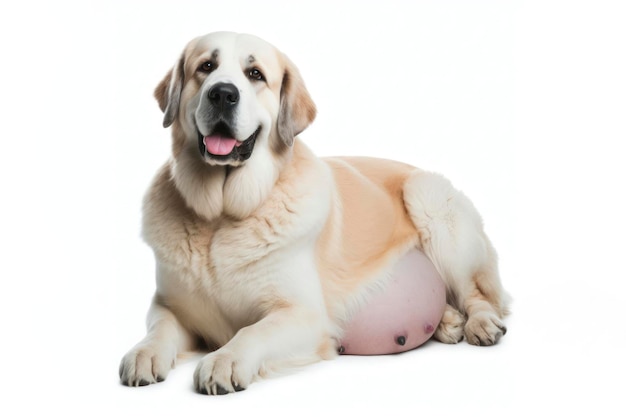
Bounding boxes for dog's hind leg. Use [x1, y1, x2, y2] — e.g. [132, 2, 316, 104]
[403, 170, 509, 346]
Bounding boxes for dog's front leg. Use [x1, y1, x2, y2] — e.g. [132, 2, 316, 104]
[119, 295, 196, 386]
[194, 306, 332, 395]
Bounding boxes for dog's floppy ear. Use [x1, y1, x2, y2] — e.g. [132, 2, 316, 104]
[277, 54, 317, 146]
[154, 54, 185, 128]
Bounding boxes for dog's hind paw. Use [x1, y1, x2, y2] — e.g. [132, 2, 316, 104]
[433, 304, 465, 344]
[464, 312, 507, 346]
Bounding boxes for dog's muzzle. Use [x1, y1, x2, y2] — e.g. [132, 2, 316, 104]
[196, 82, 260, 164]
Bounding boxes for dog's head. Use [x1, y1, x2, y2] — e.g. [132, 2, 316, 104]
[155, 31, 316, 167]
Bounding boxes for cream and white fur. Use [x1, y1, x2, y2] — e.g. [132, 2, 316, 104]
[119, 32, 509, 395]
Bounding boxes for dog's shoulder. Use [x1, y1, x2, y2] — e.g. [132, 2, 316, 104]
[141, 161, 214, 265]
[142, 161, 195, 227]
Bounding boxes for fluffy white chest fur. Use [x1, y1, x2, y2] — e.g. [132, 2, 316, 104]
[143, 150, 335, 351]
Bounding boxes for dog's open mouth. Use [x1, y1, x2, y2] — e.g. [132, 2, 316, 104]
[198, 123, 260, 163]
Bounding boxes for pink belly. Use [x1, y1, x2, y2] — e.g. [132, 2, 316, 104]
[340, 249, 446, 355]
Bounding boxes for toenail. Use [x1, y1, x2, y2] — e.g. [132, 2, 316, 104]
[215, 384, 229, 395]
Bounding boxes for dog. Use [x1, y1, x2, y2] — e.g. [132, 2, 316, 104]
[119, 31, 509, 395]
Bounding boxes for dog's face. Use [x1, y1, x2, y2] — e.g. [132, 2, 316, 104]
[155, 32, 316, 167]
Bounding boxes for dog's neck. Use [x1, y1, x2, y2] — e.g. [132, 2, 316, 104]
[171, 142, 287, 222]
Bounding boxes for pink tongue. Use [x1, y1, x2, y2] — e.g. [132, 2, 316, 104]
[203, 135, 238, 155]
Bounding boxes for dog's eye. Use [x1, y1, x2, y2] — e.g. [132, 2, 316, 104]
[248, 68, 265, 82]
[199, 61, 215, 73]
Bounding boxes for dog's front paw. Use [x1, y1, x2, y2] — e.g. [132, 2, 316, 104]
[193, 349, 255, 395]
[119, 343, 176, 387]
[464, 312, 507, 346]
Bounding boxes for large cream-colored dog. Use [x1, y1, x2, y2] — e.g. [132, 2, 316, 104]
[119, 31, 509, 395]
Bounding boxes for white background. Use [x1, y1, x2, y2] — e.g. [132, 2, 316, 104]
[1, 0, 625, 415]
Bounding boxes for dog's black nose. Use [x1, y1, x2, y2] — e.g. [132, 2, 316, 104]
[208, 83, 239, 109]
